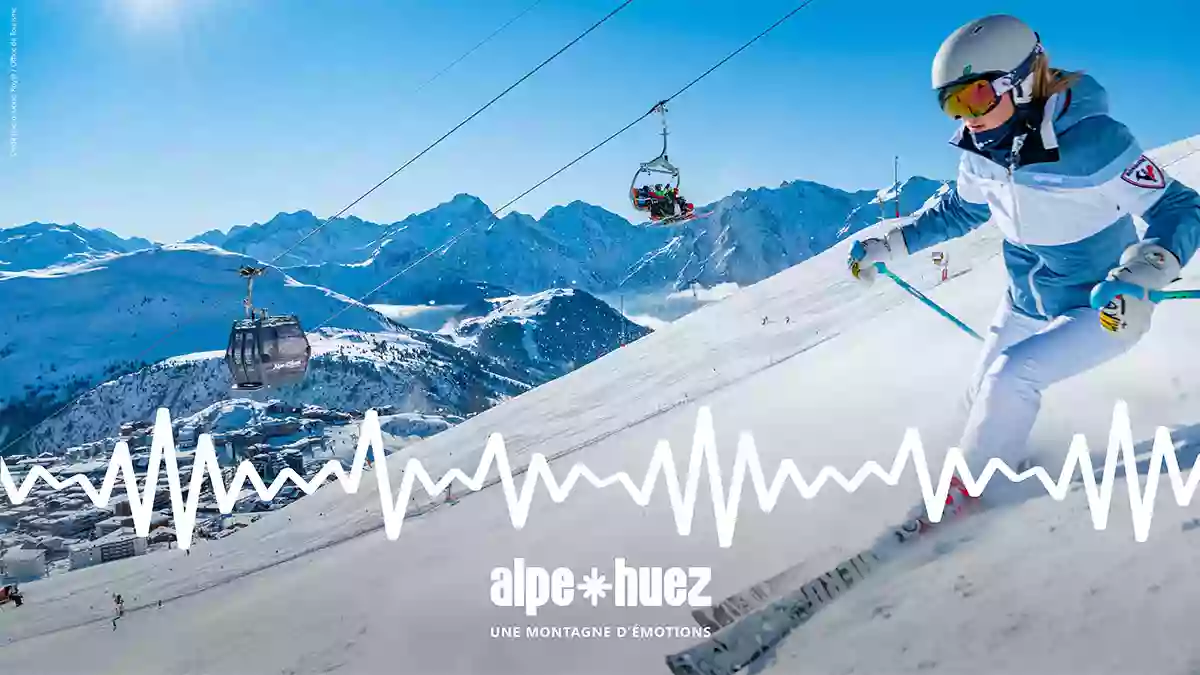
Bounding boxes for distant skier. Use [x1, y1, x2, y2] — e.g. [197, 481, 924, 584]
[1, 584, 22, 607]
[112, 593, 125, 630]
[848, 15, 1200, 529]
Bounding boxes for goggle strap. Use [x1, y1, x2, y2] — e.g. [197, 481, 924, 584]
[993, 43, 1043, 103]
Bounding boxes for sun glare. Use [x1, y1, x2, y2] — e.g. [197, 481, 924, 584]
[113, 0, 187, 32]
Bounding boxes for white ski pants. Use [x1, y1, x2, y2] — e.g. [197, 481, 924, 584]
[957, 293, 1146, 479]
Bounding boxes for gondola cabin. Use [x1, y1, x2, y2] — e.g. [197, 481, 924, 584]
[225, 314, 311, 391]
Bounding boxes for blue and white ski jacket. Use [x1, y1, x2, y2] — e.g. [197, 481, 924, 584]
[899, 73, 1200, 320]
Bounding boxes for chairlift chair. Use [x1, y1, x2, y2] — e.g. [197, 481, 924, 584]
[629, 102, 694, 225]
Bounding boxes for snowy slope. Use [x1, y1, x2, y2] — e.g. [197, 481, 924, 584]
[0, 222, 154, 272]
[24, 329, 532, 455]
[1, 137, 1197, 675]
[0, 245, 397, 453]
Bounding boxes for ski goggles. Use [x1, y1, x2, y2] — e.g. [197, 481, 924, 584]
[937, 42, 1045, 120]
[938, 77, 1004, 119]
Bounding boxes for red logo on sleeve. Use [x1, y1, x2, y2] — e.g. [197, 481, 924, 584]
[1121, 155, 1167, 189]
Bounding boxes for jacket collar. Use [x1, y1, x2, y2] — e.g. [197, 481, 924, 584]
[950, 89, 1072, 169]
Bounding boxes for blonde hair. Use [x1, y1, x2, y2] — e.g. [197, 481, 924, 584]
[1031, 52, 1082, 100]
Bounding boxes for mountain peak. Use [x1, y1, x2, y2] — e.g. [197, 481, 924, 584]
[444, 193, 492, 214]
[259, 210, 319, 227]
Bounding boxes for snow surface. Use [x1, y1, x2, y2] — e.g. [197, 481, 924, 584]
[1, 137, 1199, 675]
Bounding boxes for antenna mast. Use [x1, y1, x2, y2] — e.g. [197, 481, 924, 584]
[894, 155, 901, 219]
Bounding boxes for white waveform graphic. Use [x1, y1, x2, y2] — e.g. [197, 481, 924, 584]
[0, 402, 1194, 550]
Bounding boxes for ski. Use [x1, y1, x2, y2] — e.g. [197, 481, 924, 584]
[666, 510, 968, 675]
[691, 513, 930, 632]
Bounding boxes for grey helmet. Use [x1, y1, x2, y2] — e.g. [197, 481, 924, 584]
[932, 15, 1043, 103]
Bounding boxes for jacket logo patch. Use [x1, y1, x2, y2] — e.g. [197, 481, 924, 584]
[1121, 155, 1166, 189]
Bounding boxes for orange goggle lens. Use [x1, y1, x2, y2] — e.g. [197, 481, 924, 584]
[939, 79, 1000, 119]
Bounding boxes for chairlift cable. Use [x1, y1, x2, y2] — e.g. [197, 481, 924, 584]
[408, 0, 549, 99]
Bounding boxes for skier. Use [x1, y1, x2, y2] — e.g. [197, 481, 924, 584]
[112, 593, 125, 630]
[847, 15, 1200, 527]
[1, 584, 22, 607]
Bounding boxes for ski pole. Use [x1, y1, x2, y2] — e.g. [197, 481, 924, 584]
[1089, 279, 1200, 309]
[1152, 289, 1200, 301]
[873, 262, 983, 341]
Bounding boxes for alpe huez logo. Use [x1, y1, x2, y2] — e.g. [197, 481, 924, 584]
[490, 558, 712, 616]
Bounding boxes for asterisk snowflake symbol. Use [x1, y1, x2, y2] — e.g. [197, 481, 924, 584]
[578, 568, 611, 606]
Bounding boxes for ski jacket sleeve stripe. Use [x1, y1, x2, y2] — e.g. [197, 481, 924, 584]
[898, 185, 992, 254]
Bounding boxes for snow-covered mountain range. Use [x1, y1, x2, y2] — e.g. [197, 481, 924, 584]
[0, 222, 154, 272]
[22, 285, 653, 454]
[0, 245, 396, 452]
[0, 174, 946, 456]
[621, 177, 949, 289]
[265, 178, 950, 302]
[5, 176, 948, 301]
[188, 211, 387, 267]
[25, 329, 531, 456]
[450, 288, 654, 381]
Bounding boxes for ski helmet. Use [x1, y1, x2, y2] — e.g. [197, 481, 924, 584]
[932, 15, 1041, 94]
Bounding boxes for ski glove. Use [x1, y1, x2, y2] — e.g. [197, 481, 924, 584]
[848, 228, 908, 283]
[1091, 241, 1181, 335]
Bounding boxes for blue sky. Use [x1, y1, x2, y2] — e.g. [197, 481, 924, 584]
[3, 0, 1197, 241]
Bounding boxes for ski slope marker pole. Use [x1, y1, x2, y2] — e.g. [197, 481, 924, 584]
[874, 262, 983, 341]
